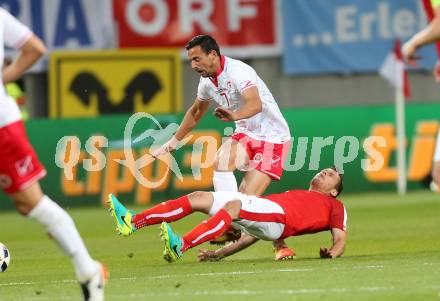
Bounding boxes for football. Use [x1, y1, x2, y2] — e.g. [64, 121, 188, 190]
[0, 242, 10, 272]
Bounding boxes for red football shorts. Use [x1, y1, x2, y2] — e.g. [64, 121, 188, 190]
[0, 121, 46, 193]
[231, 133, 291, 180]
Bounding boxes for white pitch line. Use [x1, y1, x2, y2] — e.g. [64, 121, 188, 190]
[330, 265, 384, 271]
[14, 286, 402, 300]
[359, 286, 395, 292]
[0, 262, 433, 288]
[146, 268, 313, 280]
[0, 281, 35, 286]
[0, 268, 312, 287]
[15, 285, 440, 301]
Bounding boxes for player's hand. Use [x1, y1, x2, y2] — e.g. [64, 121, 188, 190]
[197, 249, 223, 262]
[319, 247, 333, 259]
[433, 60, 440, 84]
[401, 41, 420, 67]
[214, 107, 237, 122]
[150, 136, 180, 158]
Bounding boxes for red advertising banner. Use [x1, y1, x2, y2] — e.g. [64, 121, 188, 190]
[113, 0, 280, 57]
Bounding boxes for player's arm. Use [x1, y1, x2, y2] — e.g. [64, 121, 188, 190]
[320, 228, 346, 259]
[402, 5, 440, 64]
[175, 98, 210, 140]
[151, 98, 210, 157]
[3, 34, 46, 84]
[431, 4, 440, 83]
[198, 233, 259, 262]
[214, 86, 262, 122]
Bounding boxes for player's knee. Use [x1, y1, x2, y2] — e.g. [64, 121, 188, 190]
[10, 187, 44, 216]
[238, 180, 257, 195]
[238, 181, 248, 193]
[187, 191, 213, 213]
[432, 170, 438, 183]
[432, 163, 440, 184]
[214, 153, 234, 171]
[187, 191, 210, 201]
[214, 143, 237, 171]
[12, 197, 34, 216]
[213, 156, 221, 170]
[223, 199, 241, 219]
[15, 205, 29, 216]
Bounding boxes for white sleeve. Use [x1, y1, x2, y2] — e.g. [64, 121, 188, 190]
[230, 64, 258, 93]
[1, 8, 32, 49]
[196, 78, 213, 102]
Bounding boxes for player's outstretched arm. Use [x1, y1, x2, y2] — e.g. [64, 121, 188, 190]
[175, 98, 210, 140]
[402, 6, 440, 64]
[3, 34, 46, 84]
[151, 98, 210, 157]
[320, 228, 346, 259]
[198, 233, 259, 262]
[433, 60, 440, 83]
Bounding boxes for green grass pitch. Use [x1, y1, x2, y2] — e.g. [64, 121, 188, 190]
[0, 190, 439, 300]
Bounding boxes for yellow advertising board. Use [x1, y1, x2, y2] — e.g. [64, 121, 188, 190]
[49, 49, 182, 118]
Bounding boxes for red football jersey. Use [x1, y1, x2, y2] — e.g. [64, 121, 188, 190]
[264, 190, 347, 239]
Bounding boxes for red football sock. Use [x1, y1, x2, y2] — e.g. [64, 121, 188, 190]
[181, 208, 232, 252]
[132, 195, 193, 229]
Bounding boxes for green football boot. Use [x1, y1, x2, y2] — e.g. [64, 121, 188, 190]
[107, 194, 135, 236]
[160, 222, 183, 262]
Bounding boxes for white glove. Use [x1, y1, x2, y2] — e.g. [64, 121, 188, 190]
[150, 136, 180, 158]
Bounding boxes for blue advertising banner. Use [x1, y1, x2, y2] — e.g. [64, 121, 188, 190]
[282, 0, 437, 74]
[0, 0, 115, 71]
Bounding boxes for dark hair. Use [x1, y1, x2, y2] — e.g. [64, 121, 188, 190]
[331, 166, 344, 196]
[185, 35, 220, 56]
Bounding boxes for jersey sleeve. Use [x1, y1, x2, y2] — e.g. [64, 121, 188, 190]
[329, 202, 347, 232]
[1, 8, 32, 49]
[230, 63, 258, 93]
[196, 78, 213, 102]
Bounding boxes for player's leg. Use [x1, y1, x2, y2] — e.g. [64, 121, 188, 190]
[240, 139, 295, 260]
[431, 161, 440, 191]
[181, 199, 240, 251]
[3, 121, 105, 300]
[161, 192, 243, 262]
[108, 191, 214, 235]
[431, 131, 440, 192]
[210, 137, 249, 244]
[238, 169, 293, 259]
[10, 182, 107, 300]
[213, 137, 249, 191]
[236, 195, 286, 241]
[239, 169, 272, 196]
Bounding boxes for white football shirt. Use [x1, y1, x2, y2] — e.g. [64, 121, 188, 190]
[0, 8, 32, 127]
[197, 56, 291, 144]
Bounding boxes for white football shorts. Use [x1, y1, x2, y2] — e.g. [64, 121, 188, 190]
[210, 191, 285, 241]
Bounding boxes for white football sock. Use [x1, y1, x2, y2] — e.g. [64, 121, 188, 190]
[28, 195, 98, 282]
[213, 171, 238, 192]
